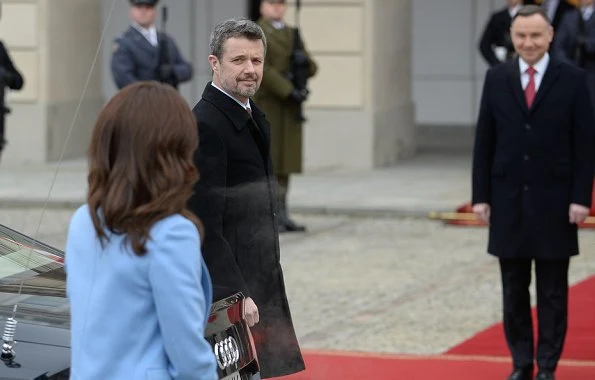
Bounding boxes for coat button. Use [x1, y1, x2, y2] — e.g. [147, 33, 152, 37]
[525, 124, 531, 130]
[524, 154, 529, 161]
[524, 185, 529, 191]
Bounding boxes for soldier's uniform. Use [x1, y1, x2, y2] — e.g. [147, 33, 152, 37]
[111, 0, 192, 90]
[254, 3, 317, 232]
[0, 40, 24, 162]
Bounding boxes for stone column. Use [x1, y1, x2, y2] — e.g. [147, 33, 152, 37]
[1, 0, 103, 165]
[287, 0, 415, 171]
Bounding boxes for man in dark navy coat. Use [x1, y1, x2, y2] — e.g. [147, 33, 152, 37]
[187, 18, 304, 379]
[110, 0, 192, 90]
[479, 0, 524, 67]
[472, 5, 595, 380]
[553, 0, 595, 111]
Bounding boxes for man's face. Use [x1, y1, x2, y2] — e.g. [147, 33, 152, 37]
[511, 14, 553, 65]
[581, 0, 594, 7]
[209, 37, 265, 103]
[130, 4, 157, 28]
[507, 0, 522, 7]
[260, 1, 287, 22]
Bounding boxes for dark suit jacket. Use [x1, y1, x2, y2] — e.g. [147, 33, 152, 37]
[525, 0, 575, 31]
[554, 9, 595, 68]
[110, 26, 192, 89]
[479, 7, 515, 67]
[472, 57, 595, 259]
[188, 83, 305, 377]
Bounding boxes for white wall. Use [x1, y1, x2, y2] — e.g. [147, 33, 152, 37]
[412, 0, 502, 127]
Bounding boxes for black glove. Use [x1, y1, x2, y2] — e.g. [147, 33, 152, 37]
[289, 88, 309, 103]
[576, 35, 589, 46]
[159, 64, 173, 81]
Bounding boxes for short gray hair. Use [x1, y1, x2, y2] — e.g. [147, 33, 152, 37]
[209, 17, 267, 59]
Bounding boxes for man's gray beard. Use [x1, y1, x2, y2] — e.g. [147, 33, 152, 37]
[233, 87, 257, 99]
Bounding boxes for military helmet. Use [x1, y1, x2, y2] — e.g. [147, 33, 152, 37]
[129, 0, 159, 6]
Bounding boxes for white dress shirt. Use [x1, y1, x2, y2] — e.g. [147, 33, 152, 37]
[132, 22, 158, 47]
[519, 53, 550, 91]
[542, 0, 559, 22]
[211, 82, 251, 112]
[508, 4, 522, 18]
[582, 5, 594, 21]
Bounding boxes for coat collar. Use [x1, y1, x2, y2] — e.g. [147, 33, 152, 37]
[506, 56, 562, 114]
[126, 26, 157, 53]
[201, 82, 267, 132]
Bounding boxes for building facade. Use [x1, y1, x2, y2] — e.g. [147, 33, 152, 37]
[2, 0, 505, 169]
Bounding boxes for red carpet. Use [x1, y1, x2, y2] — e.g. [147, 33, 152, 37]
[447, 275, 595, 361]
[272, 351, 595, 379]
[270, 276, 595, 379]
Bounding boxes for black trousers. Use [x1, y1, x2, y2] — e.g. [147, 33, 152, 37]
[499, 258, 570, 372]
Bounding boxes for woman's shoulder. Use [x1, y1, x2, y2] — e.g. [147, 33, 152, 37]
[150, 213, 200, 241]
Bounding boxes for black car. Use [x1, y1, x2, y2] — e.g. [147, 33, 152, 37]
[0, 223, 260, 379]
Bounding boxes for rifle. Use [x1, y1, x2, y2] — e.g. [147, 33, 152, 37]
[156, 6, 178, 89]
[0, 65, 9, 156]
[573, 15, 588, 68]
[289, 0, 310, 122]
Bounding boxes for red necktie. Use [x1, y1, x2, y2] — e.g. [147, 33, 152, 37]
[525, 66, 536, 108]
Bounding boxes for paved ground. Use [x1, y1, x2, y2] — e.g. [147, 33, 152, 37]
[2, 208, 594, 356]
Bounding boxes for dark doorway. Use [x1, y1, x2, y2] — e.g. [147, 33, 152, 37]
[248, 0, 262, 21]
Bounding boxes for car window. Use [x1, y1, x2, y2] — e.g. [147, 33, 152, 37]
[0, 223, 69, 327]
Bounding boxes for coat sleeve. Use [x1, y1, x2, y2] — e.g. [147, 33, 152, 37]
[260, 58, 294, 99]
[187, 120, 251, 298]
[110, 38, 138, 89]
[553, 13, 575, 63]
[149, 217, 218, 380]
[472, 70, 496, 205]
[478, 15, 501, 67]
[169, 37, 193, 83]
[0, 42, 24, 90]
[570, 70, 595, 207]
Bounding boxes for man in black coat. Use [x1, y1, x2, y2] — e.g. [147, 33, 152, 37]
[187, 17, 304, 379]
[479, 0, 524, 67]
[472, 5, 595, 380]
[526, 0, 576, 40]
[553, 0, 595, 111]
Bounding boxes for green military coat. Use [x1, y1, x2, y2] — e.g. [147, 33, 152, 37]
[254, 18, 318, 175]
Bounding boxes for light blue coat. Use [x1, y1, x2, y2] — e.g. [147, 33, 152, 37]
[65, 205, 217, 380]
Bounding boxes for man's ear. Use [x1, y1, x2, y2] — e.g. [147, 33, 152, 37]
[208, 55, 219, 71]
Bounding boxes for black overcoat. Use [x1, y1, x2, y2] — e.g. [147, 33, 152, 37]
[472, 58, 595, 259]
[188, 83, 305, 378]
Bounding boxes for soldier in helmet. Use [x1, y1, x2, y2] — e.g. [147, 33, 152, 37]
[253, 0, 318, 233]
[0, 3, 24, 163]
[110, 0, 193, 90]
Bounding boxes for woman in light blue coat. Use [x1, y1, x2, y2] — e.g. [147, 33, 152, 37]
[65, 81, 217, 380]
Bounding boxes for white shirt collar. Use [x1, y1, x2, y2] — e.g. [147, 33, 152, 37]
[519, 53, 550, 76]
[132, 22, 157, 45]
[509, 4, 522, 18]
[582, 5, 594, 19]
[132, 22, 156, 36]
[210, 82, 251, 111]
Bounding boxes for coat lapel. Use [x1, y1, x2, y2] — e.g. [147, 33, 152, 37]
[201, 83, 269, 160]
[128, 26, 157, 55]
[507, 59, 529, 114]
[529, 58, 561, 113]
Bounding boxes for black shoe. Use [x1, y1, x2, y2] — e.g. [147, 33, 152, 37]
[535, 371, 555, 380]
[508, 368, 532, 380]
[277, 213, 306, 233]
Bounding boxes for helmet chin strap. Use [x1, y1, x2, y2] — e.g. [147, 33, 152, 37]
[0, 0, 119, 365]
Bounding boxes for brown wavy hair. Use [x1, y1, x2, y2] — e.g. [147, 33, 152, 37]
[87, 81, 202, 255]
